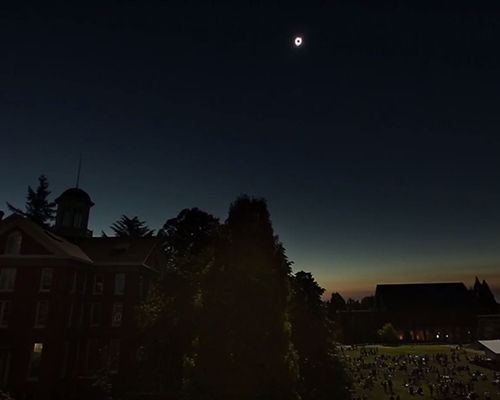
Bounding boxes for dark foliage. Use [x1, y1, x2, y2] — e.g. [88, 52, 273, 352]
[109, 215, 154, 237]
[194, 196, 299, 400]
[328, 292, 347, 315]
[159, 208, 220, 267]
[137, 208, 220, 395]
[290, 271, 352, 400]
[472, 277, 498, 314]
[6, 175, 56, 228]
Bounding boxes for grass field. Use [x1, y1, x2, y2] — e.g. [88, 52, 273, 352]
[344, 345, 500, 400]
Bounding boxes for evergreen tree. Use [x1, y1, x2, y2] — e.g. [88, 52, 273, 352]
[6, 175, 56, 228]
[472, 277, 498, 314]
[328, 292, 347, 315]
[109, 215, 154, 237]
[290, 271, 352, 400]
[194, 196, 299, 400]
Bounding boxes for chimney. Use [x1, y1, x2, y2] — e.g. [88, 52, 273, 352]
[0, 211, 4, 221]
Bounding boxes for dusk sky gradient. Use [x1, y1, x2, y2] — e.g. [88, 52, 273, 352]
[1, 2, 500, 300]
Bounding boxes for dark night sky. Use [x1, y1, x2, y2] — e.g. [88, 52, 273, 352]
[1, 2, 500, 299]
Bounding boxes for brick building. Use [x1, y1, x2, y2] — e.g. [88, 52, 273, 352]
[0, 188, 165, 400]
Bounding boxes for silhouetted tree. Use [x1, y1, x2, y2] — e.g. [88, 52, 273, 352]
[194, 196, 299, 400]
[6, 175, 56, 228]
[159, 207, 221, 267]
[379, 323, 398, 344]
[360, 295, 375, 310]
[109, 215, 154, 237]
[137, 209, 220, 394]
[471, 277, 498, 314]
[290, 271, 352, 400]
[328, 292, 347, 315]
[346, 298, 361, 311]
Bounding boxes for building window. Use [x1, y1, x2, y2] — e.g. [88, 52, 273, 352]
[74, 212, 83, 228]
[69, 270, 77, 293]
[60, 342, 69, 378]
[28, 343, 43, 380]
[74, 341, 80, 373]
[79, 303, 85, 327]
[63, 211, 71, 227]
[90, 303, 102, 326]
[111, 303, 123, 327]
[114, 273, 125, 295]
[108, 340, 120, 373]
[0, 301, 11, 328]
[34, 301, 49, 328]
[5, 231, 22, 254]
[82, 273, 88, 294]
[39, 269, 53, 292]
[66, 302, 74, 327]
[0, 268, 16, 292]
[93, 274, 104, 295]
[0, 351, 11, 388]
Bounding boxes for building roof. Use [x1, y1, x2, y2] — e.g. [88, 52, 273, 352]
[375, 282, 473, 312]
[0, 214, 93, 263]
[478, 340, 500, 355]
[78, 237, 160, 266]
[55, 188, 94, 206]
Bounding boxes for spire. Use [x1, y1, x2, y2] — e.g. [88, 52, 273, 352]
[76, 153, 82, 189]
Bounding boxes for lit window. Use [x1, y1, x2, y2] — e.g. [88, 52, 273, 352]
[74, 212, 83, 228]
[39, 269, 53, 292]
[0, 301, 11, 328]
[111, 303, 123, 327]
[66, 302, 74, 327]
[0, 268, 16, 292]
[109, 340, 120, 373]
[5, 231, 22, 254]
[28, 343, 43, 380]
[90, 303, 102, 327]
[114, 274, 125, 295]
[35, 301, 49, 328]
[93, 274, 104, 294]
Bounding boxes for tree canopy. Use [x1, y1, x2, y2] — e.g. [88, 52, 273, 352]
[194, 195, 300, 400]
[379, 323, 398, 344]
[6, 175, 56, 228]
[109, 215, 154, 237]
[291, 272, 352, 400]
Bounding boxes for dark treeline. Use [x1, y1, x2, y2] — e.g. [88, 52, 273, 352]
[328, 293, 375, 313]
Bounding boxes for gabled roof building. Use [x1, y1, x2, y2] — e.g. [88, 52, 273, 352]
[0, 187, 165, 400]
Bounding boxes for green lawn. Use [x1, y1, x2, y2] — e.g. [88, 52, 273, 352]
[344, 345, 499, 400]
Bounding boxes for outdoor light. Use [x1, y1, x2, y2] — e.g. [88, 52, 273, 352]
[436, 334, 440, 339]
[294, 37, 302, 47]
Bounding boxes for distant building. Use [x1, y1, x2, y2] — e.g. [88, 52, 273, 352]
[336, 282, 478, 344]
[477, 340, 500, 363]
[0, 187, 165, 400]
[375, 283, 477, 342]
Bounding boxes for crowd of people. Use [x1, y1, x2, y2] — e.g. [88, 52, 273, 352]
[345, 346, 500, 400]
